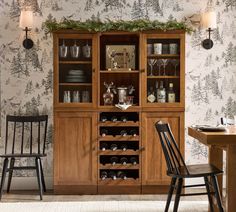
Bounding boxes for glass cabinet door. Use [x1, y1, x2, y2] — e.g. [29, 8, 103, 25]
[142, 33, 185, 108]
[54, 34, 97, 107]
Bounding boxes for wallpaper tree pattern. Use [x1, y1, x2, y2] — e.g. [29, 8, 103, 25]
[0, 0, 236, 179]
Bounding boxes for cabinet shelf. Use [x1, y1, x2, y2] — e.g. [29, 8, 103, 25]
[98, 178, 140, 185]
[100, 70, 140, 73]
[99, 121, 139, 127]
[98, 135, 140, 141]
[99, 150, 140, 155]
[59, 83, 92, 86]
[99, 164, 139, 169]
[147, 75, 180, 79]
[59, 61, 92, 64]
[147, 54, 179, 58]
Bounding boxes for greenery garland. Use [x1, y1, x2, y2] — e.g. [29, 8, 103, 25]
[42, 18, 193, 34]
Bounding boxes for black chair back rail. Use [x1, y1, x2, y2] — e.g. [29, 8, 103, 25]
[155, 122, 189, 176]
[5, 115, 48, 155]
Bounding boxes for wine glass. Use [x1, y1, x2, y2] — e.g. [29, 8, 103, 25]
[161, 59, 169, 76]
[148, 59, 157, 76]
[171, 59, 180, 76]
[156, 59, 162, 76]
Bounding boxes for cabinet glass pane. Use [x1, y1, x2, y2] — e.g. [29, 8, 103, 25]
[146, 38, 181, 104]
[58, 39, 93, 104]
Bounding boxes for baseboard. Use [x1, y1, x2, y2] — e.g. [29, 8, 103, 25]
[2, 177, 53, 190]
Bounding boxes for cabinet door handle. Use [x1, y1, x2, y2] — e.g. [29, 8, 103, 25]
[140, 147, 145, 151]
[92, 147, 96, 151]
[140, 69, 145, 73]
[92, 68, 95, 73]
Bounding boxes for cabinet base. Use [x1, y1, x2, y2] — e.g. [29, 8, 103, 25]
[98, 185, 141, 194]
[142, 185, 169, 194]
[54, 185, 97, 194]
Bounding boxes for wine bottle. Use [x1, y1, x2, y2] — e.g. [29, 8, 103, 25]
[120, 130, 127, 137]
[101, 129, 108, 137]
[167, 83, 176, 103]
[130, 129, 137, 137]
[157, 81, 166, 103]
[147, 86, 156, 103]
[130, 156, 138, 165]
[120, 116, 128, 122]
[120, 157, 128, 165]
[108, 171, 117, 180]
[110, 156, 119, 165]
[110, 144, 118, 151]
[100, 116, 107, 122]
[100, 143, 108, 151]
[100, 171, 108, 180]
[117, 171, 127, 180]
[111, 116, 118, 122]
[120, 144, 128, 151]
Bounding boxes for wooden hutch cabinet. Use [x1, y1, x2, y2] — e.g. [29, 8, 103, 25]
[53, 30, 185, 194]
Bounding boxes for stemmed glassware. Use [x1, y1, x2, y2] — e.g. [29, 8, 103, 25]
[156, 59, 162, 76]
[148, 59, 157, 76]
[171, 59, 180, 76]
[161, 59, 169, 76]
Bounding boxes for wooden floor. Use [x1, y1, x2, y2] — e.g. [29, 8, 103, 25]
[1, 189, 207, 202]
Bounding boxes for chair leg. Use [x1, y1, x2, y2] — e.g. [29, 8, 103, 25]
[7, 158, 15, 193]
[39, 158, 46, 192]
[35, 157, 43, 200]
[165, 177, 177, 212]
[211, 175, 224, 212]
[0, 158, 9, 200]
[204, 176, 214, 212]
[173, 178, 183, 212]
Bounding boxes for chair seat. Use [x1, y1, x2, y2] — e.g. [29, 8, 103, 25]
[168, 164, 223, 178]
[0, 153, 46, 158]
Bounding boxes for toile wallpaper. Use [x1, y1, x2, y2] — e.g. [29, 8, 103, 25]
[0, 0, 236, 181]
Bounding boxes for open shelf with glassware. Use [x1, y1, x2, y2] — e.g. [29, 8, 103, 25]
[53, 30, 185, 194]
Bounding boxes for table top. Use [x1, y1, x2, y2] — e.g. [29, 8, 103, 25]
[188, 126, 236, 146]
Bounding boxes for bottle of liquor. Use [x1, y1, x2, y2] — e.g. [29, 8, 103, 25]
[120, 144, 128, 151]
[130, 129, 137, 137]
[130, 156, 138, 165]
[120, 116, 128, 122]
[120, 130, 127, 137]
[108, 171, 117, 180]
[110, 156, 119, 165]
[168, 83, 176, 103]
[100, 143, 108, 151]
[120, 157, 128, 165]
[110, 144, 118, 151]
[117, 171, 127, 180]
[155, 81, 159, 102]
[157, 81, 166, 103]
[100, 171, 108, 180]
[111, 116, 118, 122]
[101, 129, 108, 137]
[100, 115, 107, 122]
[147, 86, 156, 103]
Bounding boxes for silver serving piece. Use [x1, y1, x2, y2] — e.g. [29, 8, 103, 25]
[114, 85, 135, 104]
[70, 41, 80, 58]
[59, 40, 68, 58]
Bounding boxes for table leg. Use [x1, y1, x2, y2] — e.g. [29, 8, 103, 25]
[209, 145, 223, 212]
[226, 145, 236, 212]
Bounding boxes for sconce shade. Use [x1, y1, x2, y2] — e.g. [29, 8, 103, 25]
[19, 10, 33, 29]
[201, 11, 217, 29]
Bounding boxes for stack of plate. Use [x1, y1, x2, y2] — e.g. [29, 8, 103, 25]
[65, 70, 87, 83]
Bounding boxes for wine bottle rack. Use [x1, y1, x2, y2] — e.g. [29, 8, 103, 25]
[98, 112, 141, 185]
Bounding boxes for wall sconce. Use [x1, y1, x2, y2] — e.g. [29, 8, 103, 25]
[19, 10, 34, 49]
[201, 11, 217, 50]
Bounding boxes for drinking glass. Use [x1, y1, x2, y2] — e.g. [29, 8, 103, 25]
[156, 59, 162, 76]
[82, 91, 90, 102]
[148, 59, 157, 76]
[171, 59, 180, 76]
[161, 59, 169, 76]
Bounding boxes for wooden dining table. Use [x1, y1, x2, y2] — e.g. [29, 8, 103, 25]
[188, 126, 236, 212]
